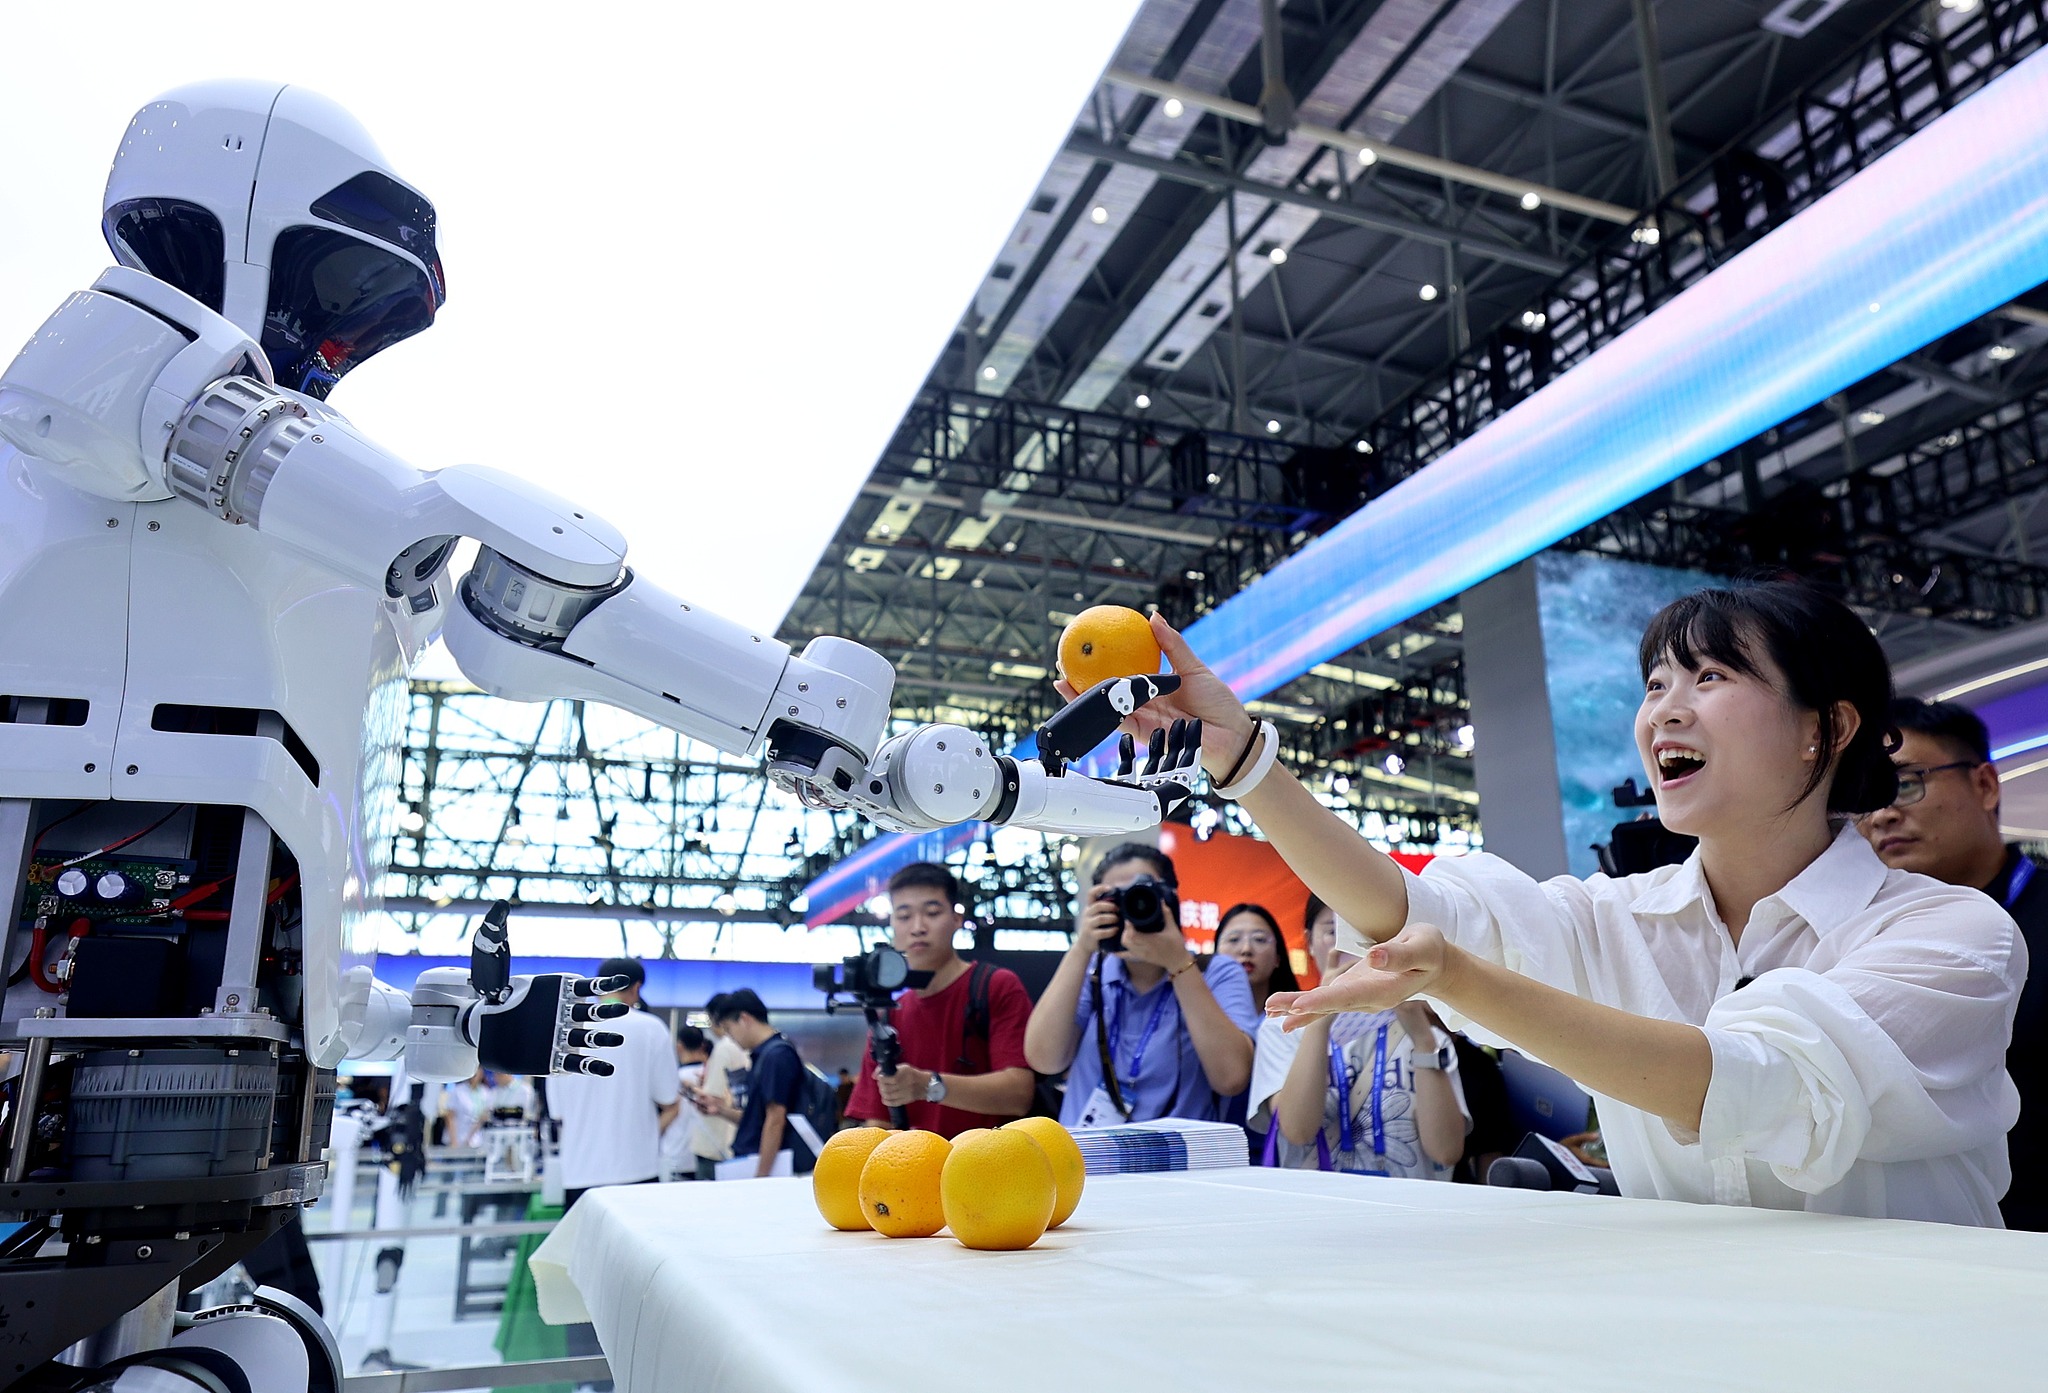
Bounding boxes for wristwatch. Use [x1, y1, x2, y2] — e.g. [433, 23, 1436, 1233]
[1410, 1042, 1451, 1071]
[924, 1072, 949, 1104]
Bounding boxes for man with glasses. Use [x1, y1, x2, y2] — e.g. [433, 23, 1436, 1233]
[1860, 698, 2046, 1230]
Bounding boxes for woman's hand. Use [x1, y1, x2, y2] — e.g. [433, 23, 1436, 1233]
[1266, 923, 1453, 1032]
[1055, 614, 1254, 776]
[1071, 885, 1125, 957]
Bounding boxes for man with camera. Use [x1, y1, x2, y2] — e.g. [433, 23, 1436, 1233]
[841, 864, 1036, 1137]
[1025, 843, 1257, 1125]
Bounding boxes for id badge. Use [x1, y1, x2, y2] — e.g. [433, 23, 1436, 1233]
[1074, 1085, 1124, 1129]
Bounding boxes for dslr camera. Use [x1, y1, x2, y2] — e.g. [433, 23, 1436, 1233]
[814, 943, 910, 1009]
[1101, 874, 1179, 953]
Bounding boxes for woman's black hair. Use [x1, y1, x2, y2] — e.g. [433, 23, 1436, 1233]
[1637, 580, 1898, 815]
[1089, 841, 1177, 886]
[1303, 892, 1330, 938]
[1213, 902, 1300, 994]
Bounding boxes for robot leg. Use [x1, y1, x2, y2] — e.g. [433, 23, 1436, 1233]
[359, 1166, 423, 1373]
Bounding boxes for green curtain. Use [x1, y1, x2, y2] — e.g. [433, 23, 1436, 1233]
[492, 1196, 571, 1393]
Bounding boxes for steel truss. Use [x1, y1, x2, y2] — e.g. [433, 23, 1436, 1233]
[1130, 0, 2048, 630]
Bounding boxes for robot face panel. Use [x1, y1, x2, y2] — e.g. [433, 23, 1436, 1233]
[104, 81, 445, 400]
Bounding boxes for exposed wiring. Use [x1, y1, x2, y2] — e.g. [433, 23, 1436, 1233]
[27, 917, 89, 994]
[56, 805, 187, 869]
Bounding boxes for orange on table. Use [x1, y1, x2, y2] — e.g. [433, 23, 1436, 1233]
[1003, 1116, 1086, 1228]
[941, 1128, 1057, 1251]
[812, 1126, 893, 1231]
[1057, 605, 1161, 692]
[858, 1129, 953, 1238]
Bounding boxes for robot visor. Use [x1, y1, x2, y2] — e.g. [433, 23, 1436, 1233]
[262, 225, 441, 399]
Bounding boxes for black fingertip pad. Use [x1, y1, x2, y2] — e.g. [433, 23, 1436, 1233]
[573, 1057, 616, 1077]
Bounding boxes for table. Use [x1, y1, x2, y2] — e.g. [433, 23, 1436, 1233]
[530, 1170, 2048, 1392]
[452, 1183, 537, 1318]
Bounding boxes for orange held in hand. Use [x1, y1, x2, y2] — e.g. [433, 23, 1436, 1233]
[858, 1129, 953, 1238]
[941, 1128, 1057, 1251]
[1003, 1116, 1086, 1228]
[1058, 605, 1162, 693]
[813, 1126, 892, 1231]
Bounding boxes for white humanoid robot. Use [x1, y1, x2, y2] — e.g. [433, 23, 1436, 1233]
[0, 82, 1199, 1391]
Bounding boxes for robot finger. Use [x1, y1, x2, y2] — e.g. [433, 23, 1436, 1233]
[572, 974, 632, 997]
[1146, 728, 1167, 774]
[564, 1055, 616, 1077]
[567, 1028, 625, 1051]
[1115, 733, 1136, 778]
[571, 1000, 630, 1023]
[1173, 719, 1203, 771]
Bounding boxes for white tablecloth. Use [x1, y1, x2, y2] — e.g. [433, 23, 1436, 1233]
[530, 1169, 2048, 1392]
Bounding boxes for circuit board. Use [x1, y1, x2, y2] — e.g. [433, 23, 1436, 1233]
[25, 854, 199, 931]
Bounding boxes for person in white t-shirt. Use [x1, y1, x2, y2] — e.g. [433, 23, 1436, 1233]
[660, 1025, 713, 1181]
[545, 958, 680, 1208]
[1253, 894, 1467, 1178]
[1115, 582, 2025, 1226]
[687, 1000, 749, 1180]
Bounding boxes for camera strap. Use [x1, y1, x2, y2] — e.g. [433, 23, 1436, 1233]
[1089, 955, 1132, 1121]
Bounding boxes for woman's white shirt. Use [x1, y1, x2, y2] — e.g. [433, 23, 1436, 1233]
[1249, 1012, 1469, 1179]
[1354, 825, 2024, 1225]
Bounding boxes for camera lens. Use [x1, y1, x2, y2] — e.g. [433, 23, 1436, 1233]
[1121, 883, 1165, 934]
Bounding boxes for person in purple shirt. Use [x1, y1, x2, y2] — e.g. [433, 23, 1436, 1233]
[1025, 843, 1258, 1125]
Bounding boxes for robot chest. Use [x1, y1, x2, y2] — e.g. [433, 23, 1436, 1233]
[0, 467, 410, 803]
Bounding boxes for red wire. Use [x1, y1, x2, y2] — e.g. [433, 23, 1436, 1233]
[27, 918, 89, 994]
[59, 805, 187, 869]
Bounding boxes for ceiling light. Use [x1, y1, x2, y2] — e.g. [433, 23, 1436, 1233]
[1520, 191, 1541, 211]
[1630, 225, 1660, 246]
[1353, 440, 1372, 454]
[713, 891, 739, 916]
[400, 808, 425, 832]
[1073, 591, 1085, 602]
[1090, 205, 1109, 225]
[1869, 301, 1881, 313]
[1357, 146, 1377, 166]
[1268, 246, 1288, 265]
[969, 576, 984, 588]
[1990, 343, 2019, 361]
[1382, 753, 1405, 776]
[1185, 569, 1205, 581]
[1164, 97, 1185, 118]
[1206, 471, 1221, 483]
[1134, 392, 1151, 408]
[1456, 723, 1475, 749]
[1266, 420, 1282, 433]
[1520, 310, 1547, 329]
[1857, 408, 1886, 426]
[981, 365, 997, 381]
[1112, 557, 1125, 568]
[1419, 284, 1439, 301]
[1941, 0, 1981, 10]
[1332, 774, 1351, 793]
[1001, 540, 1017, 552]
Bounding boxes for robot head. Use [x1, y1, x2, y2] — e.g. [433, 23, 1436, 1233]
[102, 81, 445, 399]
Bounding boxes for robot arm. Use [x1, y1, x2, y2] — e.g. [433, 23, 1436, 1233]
[0, 266, 1195, 839]
[334, 902, 630, 1081]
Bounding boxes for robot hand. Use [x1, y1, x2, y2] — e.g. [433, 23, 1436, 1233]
[404, 901, 630, 1081]
[470, 972, 630, 1077]
[777, 677, 1203, 838]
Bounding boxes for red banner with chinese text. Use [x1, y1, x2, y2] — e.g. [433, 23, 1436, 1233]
[1156, 826, 1432, 985]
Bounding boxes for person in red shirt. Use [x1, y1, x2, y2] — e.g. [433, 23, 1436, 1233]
[844, 863, 1036, 1137]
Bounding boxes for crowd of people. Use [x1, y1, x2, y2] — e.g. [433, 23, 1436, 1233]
[541, 580, 2047, 1234]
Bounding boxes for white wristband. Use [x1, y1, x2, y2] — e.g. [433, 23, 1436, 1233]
[1214, 720, 1279, 800]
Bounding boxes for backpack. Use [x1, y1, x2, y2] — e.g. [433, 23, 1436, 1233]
[761, 1037, 839, 1171]
[959, 961, 1064, 1119]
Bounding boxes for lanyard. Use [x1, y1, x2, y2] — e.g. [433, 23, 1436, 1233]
[1109, 984, 1175, 1088]
[1328, 1022, 1389, 1158]
[2007, 856, 2036, 909]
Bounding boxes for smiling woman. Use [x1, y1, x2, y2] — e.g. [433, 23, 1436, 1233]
[1124, 583, 2025, 1228]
